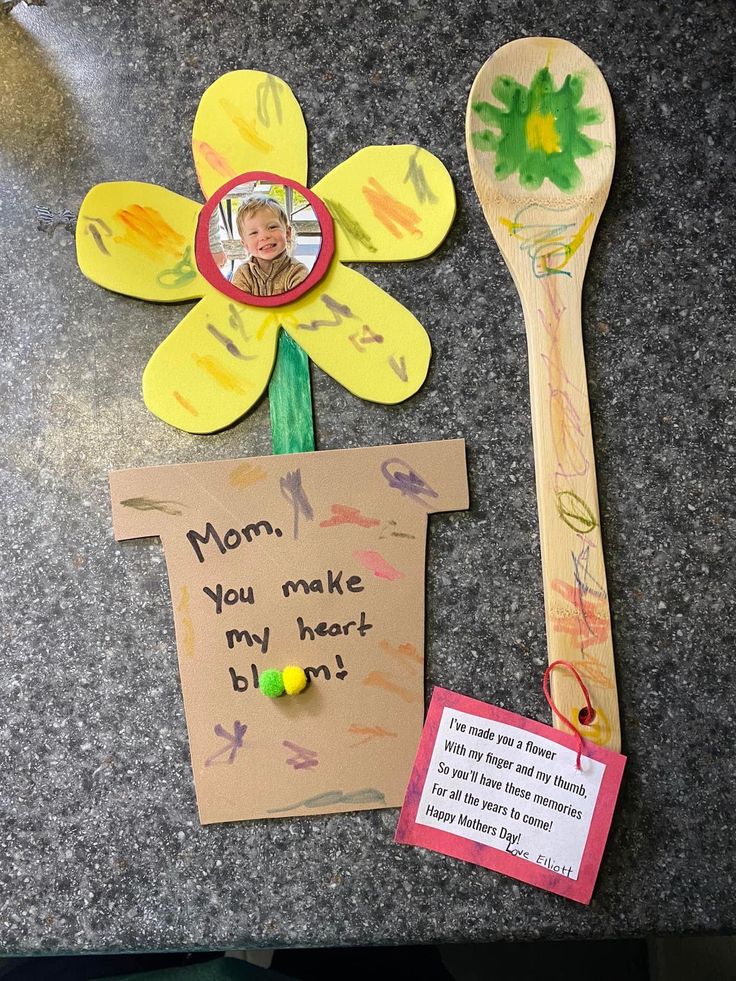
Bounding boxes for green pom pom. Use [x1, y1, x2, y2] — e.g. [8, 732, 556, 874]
[260, 669, 284, 698]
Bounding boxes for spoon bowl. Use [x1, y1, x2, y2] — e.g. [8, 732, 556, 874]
[466, 38, 620, 751]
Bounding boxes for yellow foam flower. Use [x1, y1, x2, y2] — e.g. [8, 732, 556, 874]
[76, 71, 456, 434]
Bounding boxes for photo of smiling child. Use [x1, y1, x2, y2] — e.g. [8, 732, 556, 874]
[208, 183, 322, 298]
[232, 194, 309, 296]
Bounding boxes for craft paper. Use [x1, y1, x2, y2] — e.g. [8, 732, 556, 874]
[75, 70, 457, 434]
[109, 440, 468, 824]
[395, 687, 625, 904]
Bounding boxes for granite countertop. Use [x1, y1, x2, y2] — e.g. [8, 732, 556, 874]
[1, 0, 733, 954]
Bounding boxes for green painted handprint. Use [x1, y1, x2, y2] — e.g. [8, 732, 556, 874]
[472, 67, 604, 192]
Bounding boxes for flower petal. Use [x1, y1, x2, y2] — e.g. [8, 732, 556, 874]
[312, 146, 455, 263]
[192, 71, 308, 199]
[76, 182, 205, 302]
[142, 289, 279, 433]
[281, 262, 431, 404]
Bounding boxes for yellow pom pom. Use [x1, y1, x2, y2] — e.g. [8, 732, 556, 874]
[282, 665, 308, 696]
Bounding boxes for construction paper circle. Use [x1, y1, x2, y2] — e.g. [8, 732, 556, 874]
[195, 171, 334, 308]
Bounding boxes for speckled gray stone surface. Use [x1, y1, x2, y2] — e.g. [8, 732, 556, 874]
[0, 0, 734, 954]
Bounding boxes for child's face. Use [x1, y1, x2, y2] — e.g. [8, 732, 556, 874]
[240, 207, 291, 261]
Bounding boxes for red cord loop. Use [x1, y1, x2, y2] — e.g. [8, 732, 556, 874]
[542, 660, 595, 770]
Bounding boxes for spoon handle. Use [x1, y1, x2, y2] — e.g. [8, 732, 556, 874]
[519, 263, 620, 751]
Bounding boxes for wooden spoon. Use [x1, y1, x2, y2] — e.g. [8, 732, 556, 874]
[466, 37, 620, 751]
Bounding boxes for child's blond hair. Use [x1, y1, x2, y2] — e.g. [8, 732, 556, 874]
[235, 195, 294, 255]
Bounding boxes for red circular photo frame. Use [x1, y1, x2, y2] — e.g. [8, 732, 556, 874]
[195, 171, 335, 308]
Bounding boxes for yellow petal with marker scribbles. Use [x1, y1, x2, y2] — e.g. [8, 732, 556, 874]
[142, 288, 279, 433]
[192, 71, 308, 200]
[282, 262, 431, 404]
[75, 181, 205, 302]
[312, 145, 456, 263]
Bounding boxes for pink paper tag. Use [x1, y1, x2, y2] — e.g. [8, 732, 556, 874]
[395, 687, 625, 904]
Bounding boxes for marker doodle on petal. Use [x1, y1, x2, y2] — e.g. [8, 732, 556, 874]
[255, 73, 284, 127]
[83, 215, 112, 237]
[206, 322, 257, 360]
[89, 225, 109, 254]
[83, 216, 111, 254]
[324, 197, 378, 254]
[157, 245, 197, 289]
[115, 205, 187, 260]
[348, 324, 384, 351]
[388, 355, 408, 381]
[228, 303, 250, 341]
[191, 354, 249, 394]
[193, 140, 237, 181]
[296, 294, 357, 331]
[403, 148, 439, 205]
[219, 98, 273, 153]
[362, 177, 422, 239]
[173, 391, 199, 416]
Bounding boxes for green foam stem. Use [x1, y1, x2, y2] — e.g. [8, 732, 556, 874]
[268, 328, 315, 456]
